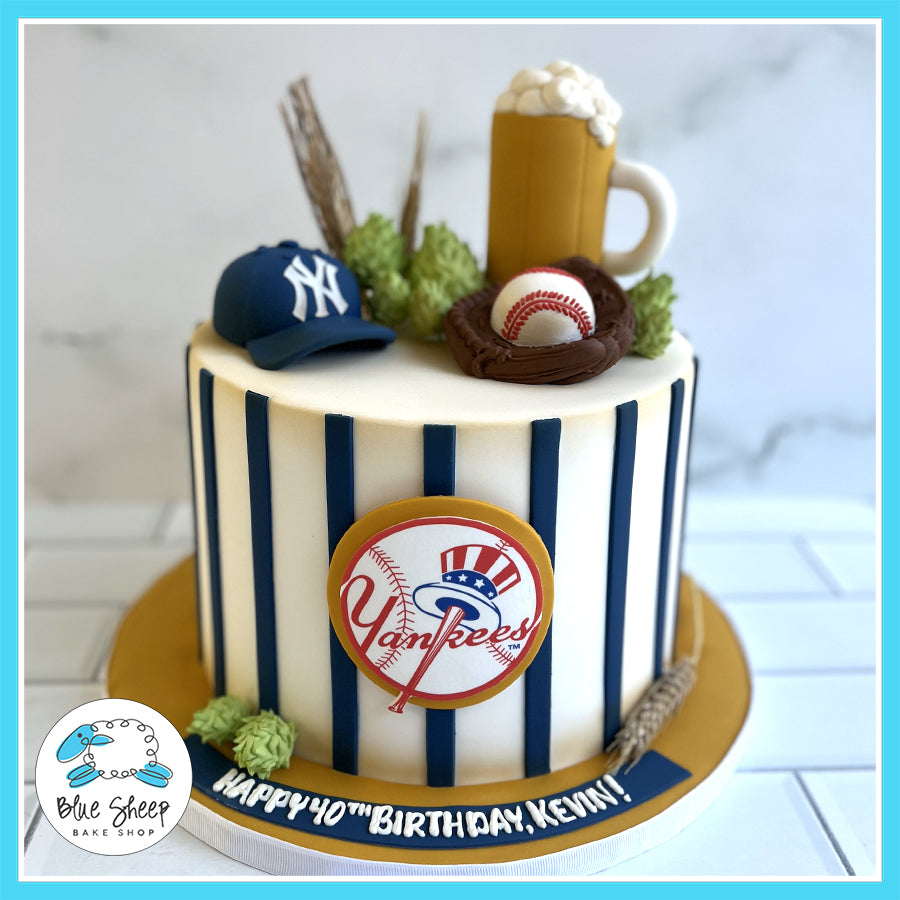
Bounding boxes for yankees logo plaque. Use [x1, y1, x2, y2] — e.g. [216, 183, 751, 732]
[327, 497, 554, 711]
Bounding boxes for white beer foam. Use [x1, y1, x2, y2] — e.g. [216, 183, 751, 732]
[495, 61, 622, 147]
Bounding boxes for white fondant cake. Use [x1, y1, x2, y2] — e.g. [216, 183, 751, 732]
[186, 320, 696, 787]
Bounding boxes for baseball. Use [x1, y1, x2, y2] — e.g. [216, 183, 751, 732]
[490, 268, 596, 347]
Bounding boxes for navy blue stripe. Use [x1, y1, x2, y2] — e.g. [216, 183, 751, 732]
[324, 414, 358, 774]
[425, 711, 455, 787]
[246, 391, 278, 712]
[185, 347, 203, 662]
[423, 424, 457, 787]
[423, 424, 456, 496]
[525, 418, 561, 777]
[199, 369, 225, 696]
[603, 401, 638, 748]
[676, 359, 700, 589]
[654, 380, 685, 679]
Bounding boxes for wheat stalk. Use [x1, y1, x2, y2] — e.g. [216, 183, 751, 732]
[280, 77, 356, 256]
[399, 112, 428, 256]
[605, 579, 705, 774]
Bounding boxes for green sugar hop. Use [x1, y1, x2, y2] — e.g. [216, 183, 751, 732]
[407, 223, 485, 339]
[370, 269, 412, 328]
[233, 710, 296, 780]
[408, 223, 484, 299]
[344, 215, 484, 339]
[627, 272, 677, 359]
[342, 213, 407, 289]
[187, 694, 252, 745]
[408, 279, 448, 339]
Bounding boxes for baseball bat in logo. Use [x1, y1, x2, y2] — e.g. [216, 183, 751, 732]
[327, 497, 554, 711]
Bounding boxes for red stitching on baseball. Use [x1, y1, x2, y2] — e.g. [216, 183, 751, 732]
[503, 290, 593, 341]
[367, 545, 414, 671]
[486, 640, 517, 668]
[521, 267, 573, 277]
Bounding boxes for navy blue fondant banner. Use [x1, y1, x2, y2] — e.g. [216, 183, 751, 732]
[186, 735, 690, 850]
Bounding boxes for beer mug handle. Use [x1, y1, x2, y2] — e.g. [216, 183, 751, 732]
[603, 160, 677, 277]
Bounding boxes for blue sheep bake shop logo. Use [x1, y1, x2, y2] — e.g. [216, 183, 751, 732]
[35, 698, 192, 855]
[327, 497, 555, 711]
[56, 718, 173, 788]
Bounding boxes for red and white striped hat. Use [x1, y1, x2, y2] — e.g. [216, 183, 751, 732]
[438, 544, 521, 599]
[412, 543, 521, 631]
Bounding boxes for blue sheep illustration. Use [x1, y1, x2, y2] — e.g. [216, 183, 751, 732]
[56, 718, 173, 788]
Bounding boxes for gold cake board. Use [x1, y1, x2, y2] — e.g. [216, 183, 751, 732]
[107, 557, 751, 876]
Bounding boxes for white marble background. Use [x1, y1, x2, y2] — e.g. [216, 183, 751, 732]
[23, 20, 877, 501]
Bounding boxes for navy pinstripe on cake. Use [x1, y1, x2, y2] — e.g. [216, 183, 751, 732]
[525, 418, 561, 776]
[185, 347, 203, 662]
[654, 378, 686, 679]
[423, 424, 457, 787]
[198, 368, 225, 696]
[677, 359, 700, 594]
[603, 401, 639, 747]
[246, 390, 278, 711]
[325, 413, 359, 774]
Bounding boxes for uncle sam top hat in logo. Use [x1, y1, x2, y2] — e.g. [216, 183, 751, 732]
[213, 241, 395, 370]
[413, 543, 522, 634]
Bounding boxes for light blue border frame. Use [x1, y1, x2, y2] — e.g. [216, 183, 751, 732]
[4, 3, 896, 896]
[879, 4, 899, 899]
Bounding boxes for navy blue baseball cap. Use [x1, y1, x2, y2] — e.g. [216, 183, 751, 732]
[213, 241, 395, 370]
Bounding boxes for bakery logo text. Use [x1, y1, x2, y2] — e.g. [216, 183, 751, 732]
[35, 698, 192, 855]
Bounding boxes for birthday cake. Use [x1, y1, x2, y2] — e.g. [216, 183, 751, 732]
[108, 62, 750, 876]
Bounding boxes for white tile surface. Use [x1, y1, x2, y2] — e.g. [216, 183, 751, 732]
[24, 607, 121, 682]
[723, 600, 876, 672]
[740, 673, 876, 770]
[603, 771, 847, 877]
[23, 683, 106, 782]
[800, 769, 878, 878]
[158, 501, 195, 543]
[805, 539, 878, 594]
[684, 539, 834, 597]
[25, 546, 190, 603]
[24, 785, 37, 829]
[25, 503, 166, 543]
[686, 494, 876, 536]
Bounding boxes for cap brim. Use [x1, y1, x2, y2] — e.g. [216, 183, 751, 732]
[246, 317, 396, 370]
[413, 583, 502, 627]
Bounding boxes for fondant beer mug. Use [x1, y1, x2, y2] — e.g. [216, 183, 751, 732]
[487, 62, 675, 284]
